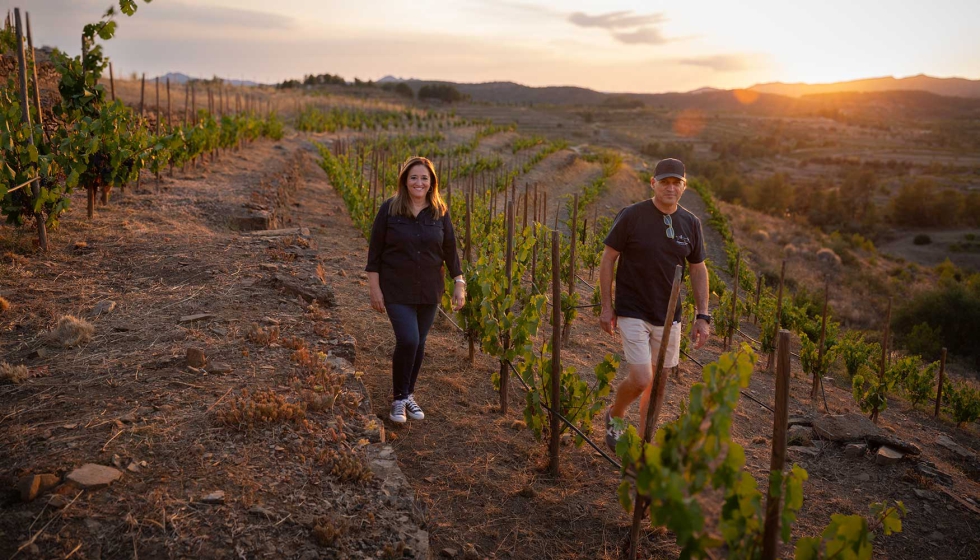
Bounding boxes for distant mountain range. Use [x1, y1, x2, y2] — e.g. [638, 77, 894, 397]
[152, 72, 260, 87]
[749, 74, 980, 99]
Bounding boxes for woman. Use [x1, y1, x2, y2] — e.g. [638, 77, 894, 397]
[366, 156, 465, 424]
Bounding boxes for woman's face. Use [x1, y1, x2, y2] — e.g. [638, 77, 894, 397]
[406, 163, 432, 201]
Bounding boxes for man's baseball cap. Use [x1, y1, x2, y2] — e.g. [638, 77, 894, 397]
[654, 158, 686, 181]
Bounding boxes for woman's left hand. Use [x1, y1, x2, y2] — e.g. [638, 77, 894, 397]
[451, 283, 466, 311]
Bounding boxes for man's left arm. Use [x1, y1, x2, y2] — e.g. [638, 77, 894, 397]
[689, 261, 710, 349]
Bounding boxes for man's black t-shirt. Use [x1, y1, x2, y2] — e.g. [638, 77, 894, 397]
[603, 199, 706, 326]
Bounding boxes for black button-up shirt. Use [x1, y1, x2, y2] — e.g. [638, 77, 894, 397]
[365, 199, 463, 305]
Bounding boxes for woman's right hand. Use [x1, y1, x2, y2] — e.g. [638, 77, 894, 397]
[370, 285, 385, 313]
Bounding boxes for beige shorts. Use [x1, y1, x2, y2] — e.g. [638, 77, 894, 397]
[618, 316, 681, 368]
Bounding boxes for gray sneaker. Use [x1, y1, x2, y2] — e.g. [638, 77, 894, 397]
[389, 399, 407, 424]
[405, 394, 425, 420]
[605, 409, 626, 452]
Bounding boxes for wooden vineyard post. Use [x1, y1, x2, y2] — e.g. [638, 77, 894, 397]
[14, 9, 47, 251]
[753, 276, 763, 325]
[549, 230, 562, 477]
[153, 77, 161, 193]
[628, 265, 683, 560]
[139, 73, 145, 118]
[768, 260, 787, 371]
[155, 77, 161, 135]
[523, 183, 529, 230]
[762, 329, 792, 560]
[871, 298, 892, 424]
[167, 78, 173, 177]
[108, 62, 115, 101]
[727, 252, 741, 351]
[465, 184, 475, 364]
[935, 347, 947, 418]
[25, 12, 45, 141]
[811, 277, 830, 404]
[499, 202, 515, 415]
[561, 194, 579, 345]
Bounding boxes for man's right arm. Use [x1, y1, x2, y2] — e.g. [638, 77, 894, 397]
[599, 245, 620, 335]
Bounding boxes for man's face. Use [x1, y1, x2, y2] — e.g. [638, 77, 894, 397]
[652, 176, 686, 206]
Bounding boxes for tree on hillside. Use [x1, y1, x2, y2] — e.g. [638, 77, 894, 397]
[381, 82, 414, 99]
[840, 167, 878, 225]
[418, 84, 466, 103]
[753, 173, 793, 215]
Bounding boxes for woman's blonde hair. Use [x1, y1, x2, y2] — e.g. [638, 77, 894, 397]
[389, 156, 447, 219]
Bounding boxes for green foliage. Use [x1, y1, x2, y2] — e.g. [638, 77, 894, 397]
[617, 346, 903, 558]
[895, 357, 937, 409]
[714, 289, 745, 344]
[837, 332, 879, 380]
[511, 135, 545, 153]
[800, 336, 839, 383]
[794, 502, 906, 560]
[0, 85, 82, 228]
[942, 379, 980, 427]
[518, 350, 617, 443]
[852, 364, 895, 420]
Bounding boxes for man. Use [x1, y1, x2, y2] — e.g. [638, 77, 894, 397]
[598, 157, 711, 451]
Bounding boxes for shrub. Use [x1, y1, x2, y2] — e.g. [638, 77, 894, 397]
[893, 282, 980, 367]
[942, 379, 980, 427]
[903, 322, 942, 360]
[913, 234, 932, 245]
[47, 315, 95, 347]
[417, 84, 466, 103]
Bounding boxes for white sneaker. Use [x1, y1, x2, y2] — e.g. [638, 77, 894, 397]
[389, 399, 407, 423]
[405, 394, 425, 420]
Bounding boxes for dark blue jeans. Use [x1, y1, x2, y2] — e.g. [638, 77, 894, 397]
[385, 303, 438, 401]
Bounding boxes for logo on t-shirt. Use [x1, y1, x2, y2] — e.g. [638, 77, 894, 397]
[675, 234, 691, 246]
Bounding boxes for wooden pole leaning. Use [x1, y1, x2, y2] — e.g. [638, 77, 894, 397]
[628, 265, 683, 560]
[14, 8, 47, 251]
[762, 329, 792, 560]
[549, 230, 562, 477]
[500, 201, 515, 415]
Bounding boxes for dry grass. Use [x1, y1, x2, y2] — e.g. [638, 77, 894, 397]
[0, 362, 29, 384]
[46, 315, 94, 347]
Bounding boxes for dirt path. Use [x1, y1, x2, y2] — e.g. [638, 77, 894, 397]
[0, 135, 426, 559]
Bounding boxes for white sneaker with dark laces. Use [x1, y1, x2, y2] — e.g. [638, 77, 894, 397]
[389, 399, 407, 424]
[405, 394, 425, 420]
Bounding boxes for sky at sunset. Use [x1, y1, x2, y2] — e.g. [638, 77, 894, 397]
[14, 0, 980, 93]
